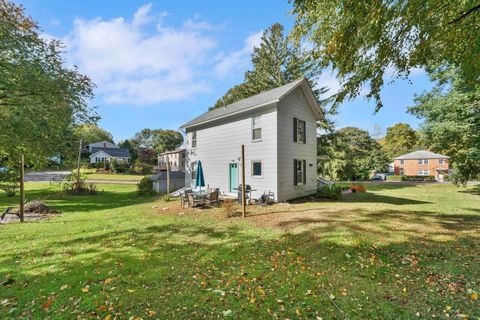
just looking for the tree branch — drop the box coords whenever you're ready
[448,3,480,25]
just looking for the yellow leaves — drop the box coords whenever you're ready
[256,287,265,296]
[471,292,478,300]
[104,278,114,285]
[127,289,135,293]
[402,287,407,294]
[296,309,302,316]
[60,284,68,291]
[104,315,112,320]
[148,310,157,317]
[82,285,89,293]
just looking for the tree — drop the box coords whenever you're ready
[118,139,138,161]
[74,125,113,146]
[384,123,419,159]
[130,129,183,163]
[212,23,325,109]
[0,0,96,169]
[409,71,480,184]
[319,127,389,180]
[291,0,480,111]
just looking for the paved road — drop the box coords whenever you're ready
[24,171,71,182]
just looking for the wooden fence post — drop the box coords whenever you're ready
[19,154,25,222]
[241,145,246,218]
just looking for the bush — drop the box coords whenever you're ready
[387,175,436,182]
[0,169,19,197]
[129,161,153,175]
[315,185,342,200]
[137,177,154,195]
[62,171,98,195]
[221,199,238,217]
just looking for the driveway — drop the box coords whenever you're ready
[24,171,71,182]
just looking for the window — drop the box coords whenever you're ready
[399,168,405,175]
[418,170,430,176]
[294,159,306,185]
[192,131,197,148]
[293,118,306,143]
[252,116,262,141]
[252,161,262,177]
[399,160,404,165]
[439,159,446,164]
[418,159,429,165]
[191,161,197,180]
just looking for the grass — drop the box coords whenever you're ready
[0,183,479,319]
[80,168,144,182]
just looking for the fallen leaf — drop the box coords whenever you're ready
[43,296,54,310]
[82,285,89,293]
[104,315,112,320]
[127,289,135,293]
[148,310,156,317]
[471,292,478,300]
[60,285,68,291]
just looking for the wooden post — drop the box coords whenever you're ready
[166,155,170,198]
[19,154,25,223]
[241,145,246,218]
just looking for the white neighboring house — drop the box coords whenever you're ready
[180,78,323,202]
[86,141,119,153]
[89,147,131,164]
[158,149,186,172]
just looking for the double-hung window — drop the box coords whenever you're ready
[252,161,262,177]
[399,160,404,165]
[252,116,262,141]
[418,170,430,176]
[293,118,306,143]
[438,159,446,164]
[191,131,197,149]
[293,159,306,185]
[191,161,197,180]
[418,159,429,165]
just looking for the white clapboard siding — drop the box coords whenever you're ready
[276,88,318,201]
[185,104,278,200]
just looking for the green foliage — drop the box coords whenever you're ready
[137,176,154,195]
[319,127,389,180]
[130,161,153,175]
[74,125,113,146]
[386,175,402,182]
[315,185,342,200]
[129,129,183,163]
[384,123,420,159]
[387,175,436,182]
[409,70,480,184]
[62,171,98,195]
[0,0,96,169]
[0,169,18,197]
[291,0,480,111]
[118,139,138,161]
[212,23,327,109]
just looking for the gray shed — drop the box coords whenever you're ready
[150,171,185,194]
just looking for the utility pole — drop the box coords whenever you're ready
[19,154,25,222]
[166,155,170,199]
[241,145,246,218]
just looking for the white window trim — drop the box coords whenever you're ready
[439,159,446,164]
[399,160,404,165]
[418,159,429,165]
[251,160,263,178]
[191,131,197,149]
[296,119,306,144]
[251,115,262,142]
[296,160,305,185]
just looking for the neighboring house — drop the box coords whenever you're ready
[158,149,186,172]
[393,150,449,181]
[150,171,185,194]
[89,147,131,164]
[180,78,323,202]
[85,141,118,153]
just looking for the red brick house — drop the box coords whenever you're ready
[393,150,449,181]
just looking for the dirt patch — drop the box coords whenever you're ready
[1,201,60,225]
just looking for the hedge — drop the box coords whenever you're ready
[387,175,436,182]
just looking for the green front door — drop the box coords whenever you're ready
[229,163,238,193]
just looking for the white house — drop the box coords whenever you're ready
[158,149,186,172]
[180,78,323,202]
[86,141,118,153]
[89,147,131,164]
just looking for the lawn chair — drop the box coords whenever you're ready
[180,191,190,208]
[187,192,204,207]
[207,188,220,207]
[257,191,275,206]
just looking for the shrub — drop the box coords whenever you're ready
[137,176,154,195]
[130,161,153,175]
[387,175,402,182]
[221,199,238,217]
[315,185,342,200]
[0,169,19,197]
[62,171,98,195]
[387,175,436,182]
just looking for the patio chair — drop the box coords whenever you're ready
[207,188,220,207]
[187,193,204,207]
[180,191,190,208]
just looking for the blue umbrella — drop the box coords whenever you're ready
[195,160,206,193]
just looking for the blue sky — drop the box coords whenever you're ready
[19,0,433,142]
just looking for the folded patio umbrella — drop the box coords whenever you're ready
[195,160,206,193]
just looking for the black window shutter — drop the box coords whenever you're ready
[293,159,297,186]
[293,117,297,142]
[302,160,306,184]
[302,121,306,144]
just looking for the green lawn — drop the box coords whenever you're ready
[80,169,144,182]
[0,183,479,319]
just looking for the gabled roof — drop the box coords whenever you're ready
[150,171,185,181]
[394,150,449,160]
[87,141,118,147]
[159,148,185,156]
[180,78,323,129]
[89,147,131,158]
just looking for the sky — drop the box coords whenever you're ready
[18,0,434,142]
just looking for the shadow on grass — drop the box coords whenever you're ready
[0,218,479,319]
[341,192,431,205]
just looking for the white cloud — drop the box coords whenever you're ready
[213,31,263,77]
[64,4,216,105]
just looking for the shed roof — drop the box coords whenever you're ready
[150,171,185,181]
[394,150,449,160]
[90,147,131,158]
[180,78,322,129]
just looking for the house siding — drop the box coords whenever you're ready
[277,88,318,201]
[185,104,278,200]
[393,159,449,179]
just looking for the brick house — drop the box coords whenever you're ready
[393,150,449,181]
